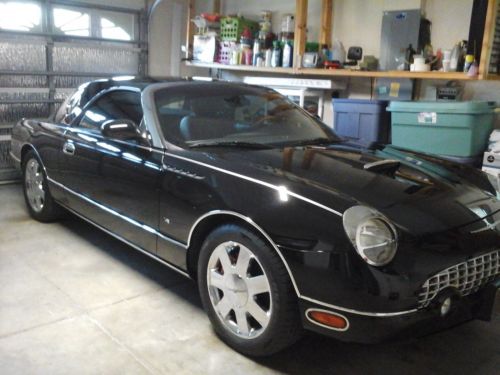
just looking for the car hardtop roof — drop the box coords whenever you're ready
[83,77,262,93]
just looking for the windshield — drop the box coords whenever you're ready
[154,83,340,148]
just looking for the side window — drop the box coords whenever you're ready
[54,86,85,124]
[76,90,143,132]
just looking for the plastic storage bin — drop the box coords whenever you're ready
[332,99,391,145]
[220,17,259,42]
[388,101,496,157]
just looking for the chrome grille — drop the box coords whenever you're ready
[418,250,500,308]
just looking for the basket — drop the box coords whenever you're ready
[218,41,236,64]
[220,17,259,42]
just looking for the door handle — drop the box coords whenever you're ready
[63,142,75,156]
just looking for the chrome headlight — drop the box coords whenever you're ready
[343,206,398,266]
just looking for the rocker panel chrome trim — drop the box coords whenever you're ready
[47,177,187,250]
[59,202,190,278]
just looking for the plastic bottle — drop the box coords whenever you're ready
[320,44,330,65]
[271,41,281,68]
[265,49,272,67]
[253,39,261,66]
[463,54,474,73]
[282,41,293,68]
[331,39,346,64]
[244,48,253,65]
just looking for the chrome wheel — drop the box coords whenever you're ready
[207,241,272,339]
[25,158,45,213]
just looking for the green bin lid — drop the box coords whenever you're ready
[387,101,497,114]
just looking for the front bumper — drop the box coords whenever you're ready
[300,280,499,343]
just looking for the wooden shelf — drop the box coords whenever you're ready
[186,62,479,80]
[296,68,478,80]
[186,62,294,74]
[186,0,498,82]
[485,74,500,81]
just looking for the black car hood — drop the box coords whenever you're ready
[199,143,500,236]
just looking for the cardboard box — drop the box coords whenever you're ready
[483,151,500,169]
[193,35,217,63]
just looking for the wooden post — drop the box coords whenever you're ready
[213,0,221,14]
[294,0,308,69]
[478,0,497,79]
[319,0,333,49]
[185,0,195,60]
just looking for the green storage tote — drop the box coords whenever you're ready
[220,17,259,42]
[387,101,496,157]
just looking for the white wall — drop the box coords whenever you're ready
[148,0,188,76]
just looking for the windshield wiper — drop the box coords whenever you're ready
[285,138,339,147]
[188,141,274,149]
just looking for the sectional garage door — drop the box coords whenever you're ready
[0,0,147,181]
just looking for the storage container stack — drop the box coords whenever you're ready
[332,100,498,173]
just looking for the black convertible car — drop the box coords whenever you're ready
[9,78,500,356]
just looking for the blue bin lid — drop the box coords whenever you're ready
[333,98,389,105]
[387,101,497,114]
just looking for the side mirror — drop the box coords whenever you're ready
[101,119,150,146]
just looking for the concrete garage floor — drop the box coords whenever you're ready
[0,183,498,375]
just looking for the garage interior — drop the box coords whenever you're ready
[1,0,499,373]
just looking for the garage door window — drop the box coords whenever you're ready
[0,1,42,32]
[99,11,134,41]
[52,6,136,41]
[53,7,90,37]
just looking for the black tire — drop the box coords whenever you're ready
[197,224,302,356]
[22,150,62,222]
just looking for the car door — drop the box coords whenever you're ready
[58,89,163,253]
